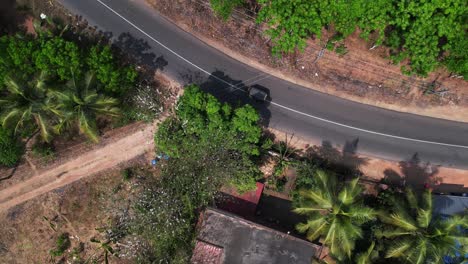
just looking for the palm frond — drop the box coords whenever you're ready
[355,242,377,264]
[416,208,431,228]
[407,239,427,264]
[381,228,413,238]
[383,212,418,231]
[405,188,418,210]
[34,113,51,142]
[385,240,411,258]
[15,108,32,134]
[298,189,332,209]
[442,215,468,231]
[79,112,99,143]
[1,108,22,129]
[4,76,24,96]
[293,206,328,214]
[296,217,328,241]
[315,169,336,198]
[83,72,96,95]
[338,178,361,205]
[420,189,432,212]
[346,205,376,223]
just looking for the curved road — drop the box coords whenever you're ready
[59,0,468,169]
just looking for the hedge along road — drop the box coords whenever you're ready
[59,0,468,169]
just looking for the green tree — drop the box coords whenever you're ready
[164,84,261,157]
[256,0,467,77]
[87,45,137,95]
[0,36,38,85]
[444,35,468,79]
[257,0,323,55]
[210,0,245,20]
[52,72,120,142]
[293,170,375,261]
[35,37,81,80]
[0,72,57,142]
[377,189,468,264]
[0,125,23,167]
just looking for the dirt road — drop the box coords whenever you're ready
[0,123,155,212]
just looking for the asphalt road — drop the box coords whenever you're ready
[59,0,468,169]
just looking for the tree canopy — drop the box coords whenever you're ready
[155,84,262,192]
[256,0,468,77]
[293,170,375,260]
[377,189,468,263]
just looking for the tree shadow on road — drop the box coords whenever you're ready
[114,32,168,71]
[305,139,368,178]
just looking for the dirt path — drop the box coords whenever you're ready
[0,123,156,212]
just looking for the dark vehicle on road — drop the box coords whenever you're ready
[248,85,268,102]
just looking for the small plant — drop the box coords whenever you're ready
[31,142,55,160]
[335,44,348,56]
[326,41,335,51]
[0,126,23,167]
[49,233,71,257]
[121,168,132,181]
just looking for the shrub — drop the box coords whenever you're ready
[0,126,23,167]
[31,142,55,160]
[210,0,245,20]
[121,168,132,181]
[87,45,137,95]
[49,233,71,257]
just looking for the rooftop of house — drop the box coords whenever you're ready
[191,208,321,264]
[433,194,468,216]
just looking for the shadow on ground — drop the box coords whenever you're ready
[305,139,368,177]
[114,32,168,71]
[383,153,467,194]
[0,0,28,35]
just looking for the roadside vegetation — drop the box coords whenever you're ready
[138,85,467,263]
[211,0,467,78]
[1,2,466,264]
[0,12,164,167]
[291,164,467,263]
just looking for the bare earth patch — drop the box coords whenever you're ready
[0,163,153,264]
[146,0,468,122]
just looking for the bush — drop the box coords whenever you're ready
[0,126,23,167]
[87,45,137,95]
[49,233,71,257]
[121,168,132,181]
[210,0,245,20]
[31,142,55,160]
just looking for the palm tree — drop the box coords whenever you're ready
[0,72,58,142]
[293,170,375,261]
[51,72,119,142]
[377,188,468,264]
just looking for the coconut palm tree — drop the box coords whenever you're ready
[0,72,58,142]
[293,170,376,261]
[377,188,468,264]
[51,72,119,142]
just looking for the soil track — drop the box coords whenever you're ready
[0,123,156,212]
